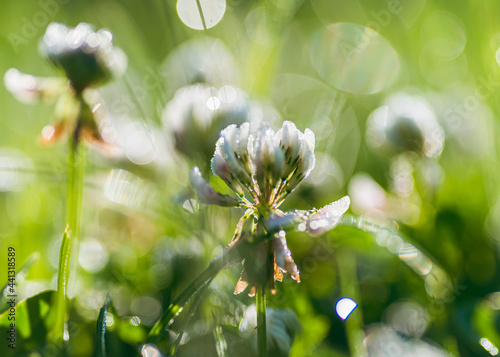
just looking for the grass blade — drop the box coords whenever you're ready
[94,296,111,357]
[48,225,72,343]
[49,135,85,343]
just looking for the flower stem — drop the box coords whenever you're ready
[256,286,267,357]
[50,134,84,343]
[337,248,367,357]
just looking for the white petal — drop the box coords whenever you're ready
[303,128,315,153]
[238,122,250,157]
[211,153,245,196]
[221,126,252,185]
[276,121,301,178]
[4,68,64,104]
[306,196,350,236]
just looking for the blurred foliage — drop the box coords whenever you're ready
[1,0,500,356]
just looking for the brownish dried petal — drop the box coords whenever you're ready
[285,254,300,282]
[274,259,283,282]
[39,120,71,145]
[234,265,250,295]
[272,235,300,282]
[248,285,257,297]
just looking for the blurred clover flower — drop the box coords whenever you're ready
[4,22,126,146]
[163,83,281,165]
[365,92,444,159]
[163,84,250,161]
[190,121,350,295]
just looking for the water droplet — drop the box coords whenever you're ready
[481,337,499,356]
[105,312,114,327]
[335,297,358,320]
[141,344,161,357]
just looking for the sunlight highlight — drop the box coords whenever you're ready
[177,0,226,30]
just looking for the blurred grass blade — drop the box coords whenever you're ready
[170,277,214,356]
[339,214,454,300]
[94,296,111,357]
[195,0,208,30]
[147,263,221,343]
[337,248,367,357]
[212,313,227,357]
[0,251,40,313]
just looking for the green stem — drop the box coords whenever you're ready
[256,286,267,357]
[50,133,84,343]
[337,249,367,357]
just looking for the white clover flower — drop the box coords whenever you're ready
[4,23,126,147]
[190,121,350,295]
[209,120,316,210]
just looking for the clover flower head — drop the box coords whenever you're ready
[210,120,316,211]
[40,22,127,92]
[190,121,350,296]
